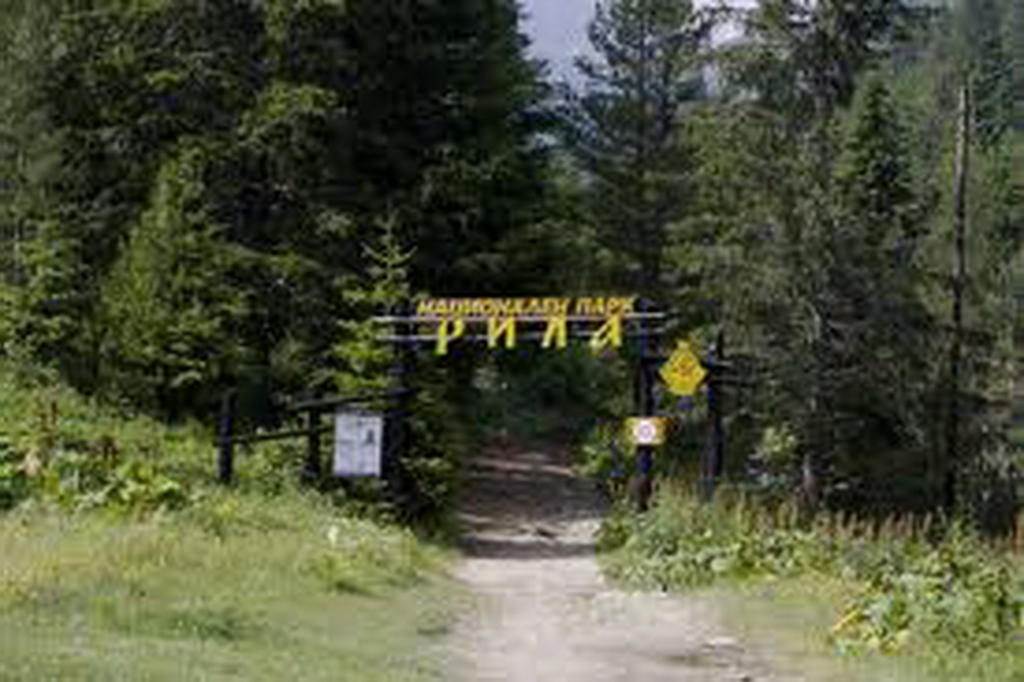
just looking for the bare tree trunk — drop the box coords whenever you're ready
[945,82,970,512]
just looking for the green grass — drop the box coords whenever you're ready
[714,577,1024,682]
[0,491,458,681]
[0,359,464,680]
[600,485,1024,680]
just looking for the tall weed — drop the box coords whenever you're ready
[603,485,1024,657]
[0,490,450,680]
[0,364,205,513]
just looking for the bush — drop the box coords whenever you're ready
[578,421,632,502]
[830,527,1024,654]
[0,361,205,514]
[603,488,828,588]
[603,486,1024,656]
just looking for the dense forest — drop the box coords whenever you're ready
[2,0,1024,527]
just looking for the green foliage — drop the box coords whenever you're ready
[334,216,412,395]
[604,487,1024,658]
[99,139,247,415]
[0,360,206,514]
[830,527,1022,654]
[671,4,1024,519]
[602,489,825,586]
[472,346,631,446]
[0,490,450,680]
[0,0,549,434]
[343,0,550,295]
[837,76,921,243]
[732,0,909,117]
[563,0,714,295]
[577,420,634,503]
[394,372,467,527]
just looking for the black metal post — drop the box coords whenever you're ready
[218,390,236,485]
[304,407,322,483]
[946,82,969,513]
[712,331,725,482]
[385,300,415,506]
[701,331,725,501]
[634,298,658,512]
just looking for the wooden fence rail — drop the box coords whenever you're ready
[216,388,413,485]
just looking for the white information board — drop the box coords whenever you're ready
[333,411,384,477]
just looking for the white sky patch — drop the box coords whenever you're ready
[520,0,756,82]
[519,0,596,81]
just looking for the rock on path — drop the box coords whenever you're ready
[444,444,789,682]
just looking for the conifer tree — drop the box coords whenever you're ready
[957,0,1013,147]
[342,0,549,295]
[564,0,715,296]
[824,77,938,511]
[99,141,247,416]
[0,0,63,356]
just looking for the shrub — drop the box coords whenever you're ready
[0,362,204,514]
[830,527,1024,654]
[603,486,1024,656]
[578,421,632,502]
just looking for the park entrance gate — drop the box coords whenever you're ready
[375,296,669,509]
[216,296,727,510]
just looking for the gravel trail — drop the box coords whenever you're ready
[444,443,792,682]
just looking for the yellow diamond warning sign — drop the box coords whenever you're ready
[660,340,707,396]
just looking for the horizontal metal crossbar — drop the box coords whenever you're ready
[371,312,667,324]
[285,389,413,413]
[225,424,333,446]
[377,328,667,344]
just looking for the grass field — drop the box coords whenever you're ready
[716,577,1024,682]
[0,491,457,681]
[600,483,1024,682]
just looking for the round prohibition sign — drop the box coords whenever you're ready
[627,417,666,446]
[633,420,657,443]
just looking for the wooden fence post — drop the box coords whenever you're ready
[218,390,236,485]
[304,407,322,483]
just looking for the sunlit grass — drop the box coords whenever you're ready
[715,577,1024,682]
[600,483,1024,681]
[0,491,456,681]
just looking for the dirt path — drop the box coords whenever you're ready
[444,443,791,682]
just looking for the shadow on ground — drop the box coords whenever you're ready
[446,442,786,682]
[456,443,605,559]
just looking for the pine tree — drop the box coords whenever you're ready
[342,0,550,296]
[564,0,715,296]
[99,140,247,416]
[1006,0,1024,131]
[334,216,412,397]
[738,0,910,118]
[837,78,920,246]
[957,0,1013,147]
[825,76,939,511]
[0,0,63,355]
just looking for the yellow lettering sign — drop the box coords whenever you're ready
[611,297,637,315]
[418,297,628,319]
[411,297,643,354]
[590,316,623,351]
[487,317,516,349]
[435,317,465,356]
[542,316,568,349]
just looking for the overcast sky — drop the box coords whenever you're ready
[519,0,595,81]
[519,0,754,81]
